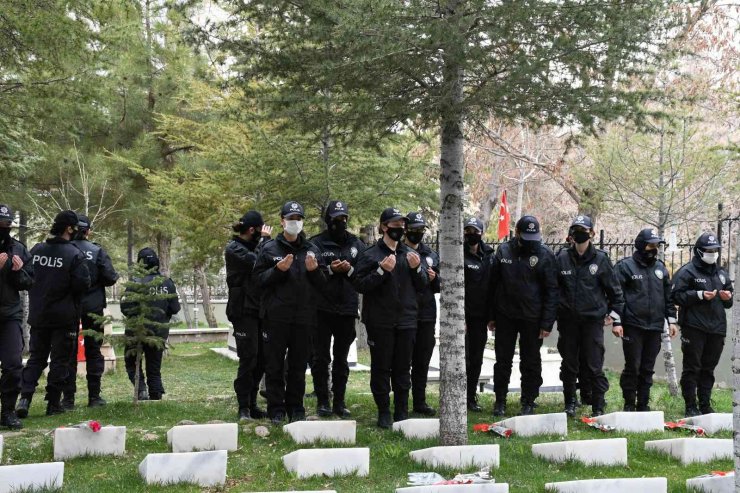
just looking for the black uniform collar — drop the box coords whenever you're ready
[276,232,307,251]
[569,243,595,264]
[232,235,258,250]
[377,238,399,254]
[46,236,70,245]
[691,255,717,274]
[466,242,484,260]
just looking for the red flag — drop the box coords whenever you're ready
[497,190,510,239]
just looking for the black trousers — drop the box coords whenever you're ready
[493,314,543,401]
[233,314,265,410]
[125,340,165,396]
[64,312,105,399]
[411,320,436,407]
[312,311,356,406]
[366,324,415,417]
[263,319,311,418]
[465,316,488,402]
[577,348,593,400]
[557,318,608,406]
[619,325,661,403]
[680,325,724,406]
[0,319,24,410]
[21,324,78,402]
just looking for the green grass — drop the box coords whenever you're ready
[3,342,733,492]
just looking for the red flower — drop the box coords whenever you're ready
[88,420,101,432]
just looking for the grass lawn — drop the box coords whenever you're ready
[3,341,732,492]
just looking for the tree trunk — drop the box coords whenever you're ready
[18,210,30,352]
[179,293,193,329]
[479,170,500,231]
[732,227,739,489]
[194,263,217,328]
[156,233,172,277]
[438,54,467,445]
[514,168,525,222]
[133,345,142,405]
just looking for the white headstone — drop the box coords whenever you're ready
[282,420,356,444]
[409,445,500,469]
[686,472,734,493]
[532,438,627,466]
[594,411,664,432]
[282,448,369,478]
[497,413,567,437]
[396,485,509,493]
[644,438,732,464]
[138,450,227,487]
[544,477,667,493]
[166,423,238,452]
[393,419,439,439]
[53,426,126,460]
[0,436,3,461]
[0,462,64,493]
[681,413,733,435]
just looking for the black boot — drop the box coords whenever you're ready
[16,395,31,419]
[250,404,267,419]
[137,389,149,401]
[699,392,714,415]
[61,394,75,411]
[623,392,636,412]
[636,394,650,412]
[0,410,22,430]
[520,399,537,416]
[290,409,306,422]
[317,399,333,418]
[377,411,392,429]
[271,411,286,425]
[685,403,701,417]
[393,392,409,422]
[591,396,605,417]
[467,395,482,412]
[563,393,577,418]
[88,395,107,408]
[414,403,437,416]
[238,407,252,421]
[333,397,351,418]
[46,400,65,416]
[493,397,507,417]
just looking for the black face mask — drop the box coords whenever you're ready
[0,228,10,242]
[406,231,424,245]
[519,238,540,252]
[637,249,658,264]
[464,233,481,247]
[329,220,347,240]
[386,227,404,242]
[571,230,591,245]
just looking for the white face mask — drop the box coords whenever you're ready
[700,250,719,265]
[284,220,303,236]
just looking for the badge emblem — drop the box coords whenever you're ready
[307,251,315,258]
[589,264,598,275]
[720,274,726,285]
[655,269,664,280]
[336,201,342,208]
[426,256,433,267]
[529,256,538,267]
[350,246,358,258]
[528,223,536,231]
[0,206,7,214]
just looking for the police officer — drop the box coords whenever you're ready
[253,201,327,425]
[17,210,90,417]
[614,228,677,412]
[488,215,557,417]
[556,215,624,417]
[225,211,272,420]
[671,232,733,417]
[309,200,365,418]
[404,211,439,417]
[353,208,428,428]
[0,205,33,429]
[463,217,493,412]
[65,215,119,409]
[121,248,181,400]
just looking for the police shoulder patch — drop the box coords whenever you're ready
[655,269,664,280]
[426,256,434,267]
[350,246,358,258]
[589,264,598,275]
[719,273,726,285]
[529,255,538,267]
